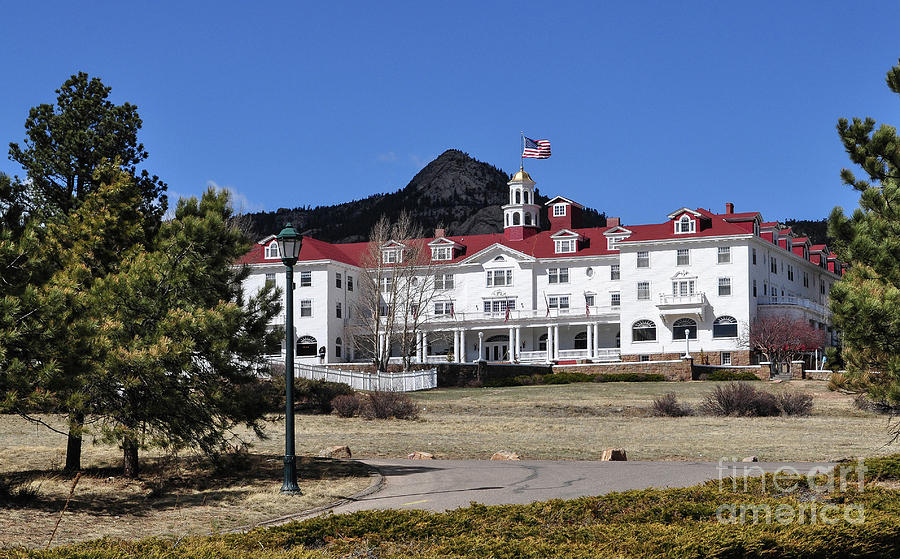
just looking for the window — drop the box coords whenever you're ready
[637,281,650,300]
[721,352,732,365]
[718,277,732,296]
[820,282,826,295]
[673,318,697,339]
[525,212,532,225]
[675,215,696,233]
[553,204,567,217]
[336,272,342,289]
[483,299,516,314]
[299,271,312,287]
[538,334,548,352]
[764,282,768,295]
[677,249,690,266]
[513,213,521,225]
[431,246,452,261]
[637,251,649,268]
[574,332,588,350]
[486,269,512,287]
[434,301,454,316]
[608,236,621,250]
[610,264,620,280]
[435,273,454,290]
[300,300,312,317]
[554,239,576,253]
[718,246,731,264]
[639,354,651,362]
[265,241,279,259]
[672,279,696,297]
[752,248,757,265]
[713,316,738,338]
[753,221,760,236]
[336,302,342,319]
[632,320,657,342]
[335,337,342,359]
[548,295,570,310]
[770,257,777,274]
[610,292,620,308]
[548,267,569,284]
[265,273,275,289]
[380,276,393,292]
[752,279,757,297]
[347,275,353,291]
[382,248,402,264]
[585,294,595,307]
[802,271,809,287]
[297,335,317,356]
[787,264,794,281]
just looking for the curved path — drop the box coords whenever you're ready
[330,459,835,514]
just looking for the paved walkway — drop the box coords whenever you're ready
[331,459,835,514]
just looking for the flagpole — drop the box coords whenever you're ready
[520,130,524,171]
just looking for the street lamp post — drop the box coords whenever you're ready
[683,328,691,359]
[276,224,302,494]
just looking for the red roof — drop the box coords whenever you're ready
[237,208,785,267]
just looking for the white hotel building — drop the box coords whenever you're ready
[239,169,842,368]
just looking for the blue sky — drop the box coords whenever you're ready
[2,1,899,227]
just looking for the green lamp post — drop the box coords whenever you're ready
[276,223,302,494]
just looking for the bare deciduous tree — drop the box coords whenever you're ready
[740,314,825,376]
[353,212,445,371]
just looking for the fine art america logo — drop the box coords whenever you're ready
[715,458,866,525]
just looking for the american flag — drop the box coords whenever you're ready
[523,137,551,159]
[504,305,511,323]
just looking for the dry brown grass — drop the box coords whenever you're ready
[0,452,372,549]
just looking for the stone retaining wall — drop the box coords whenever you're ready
[553,358,693,381]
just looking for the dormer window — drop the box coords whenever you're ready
[675,215,695,234]
[431,246,452,261]
[554,239,576,254]
[382,248,402,264]
[553,204,567,217]
[753,221,760,236]
[265,241,280,259]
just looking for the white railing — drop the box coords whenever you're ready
[594,348,621,362]
[558,349,590,359]
[426,306,619,323]
[758,295,829,315]
[518,350,549,363]
[658,292,707,306]
[294,363,437,392]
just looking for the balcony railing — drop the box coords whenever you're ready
[758,295,829,315]
[518,350,548,363]
[658,292,708,306]
[517,348,622,363]
[427,306,619,323]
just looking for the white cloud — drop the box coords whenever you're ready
[207,181,266,214]
[376,151,398,162]
[408,153,425,168]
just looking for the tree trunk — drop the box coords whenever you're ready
[64,411,84,472]
[122,439,139,479]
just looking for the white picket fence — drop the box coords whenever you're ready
[294,363,437,392]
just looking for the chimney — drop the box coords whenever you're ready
[607,217,620,227]
[725,202,734,214]
[434,228,445,238]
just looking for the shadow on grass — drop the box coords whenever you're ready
[0,453,371,517]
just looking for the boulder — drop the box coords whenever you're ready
[319,445,352,459]
[742,456,759,463]
[408,451,434,460]
[491,451,521,461]
[601,448,627,461]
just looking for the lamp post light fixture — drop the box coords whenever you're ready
[276,223,302,494]
[683,328,691,359]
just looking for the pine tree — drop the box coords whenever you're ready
[828,58,900,417]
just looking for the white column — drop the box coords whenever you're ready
[423,331,428,362]
[587,324,593,359]
[515,327,521,360]
[452,330,458,362]
[546,325,553,362]
[508,327,515,361]
[553,325,560,360]
[594,323,600,355]
[478,331,484,362]
[460,329,467,363]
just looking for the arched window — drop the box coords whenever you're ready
[265,241,280,259]
[515,190,521,204]
[334,337,343,358]
[485,335,509,342]
[506,214,510,226]
[524,212,532,226]
[713,316,738,338]
[574,331,587,350]
[673,318,697,340]
[538,333,548,351]
[632,320,656,342]
[676,215,695,234]
[297,335,317,356]
[513,212,521,225]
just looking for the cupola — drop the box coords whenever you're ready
[503,166,541,241]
